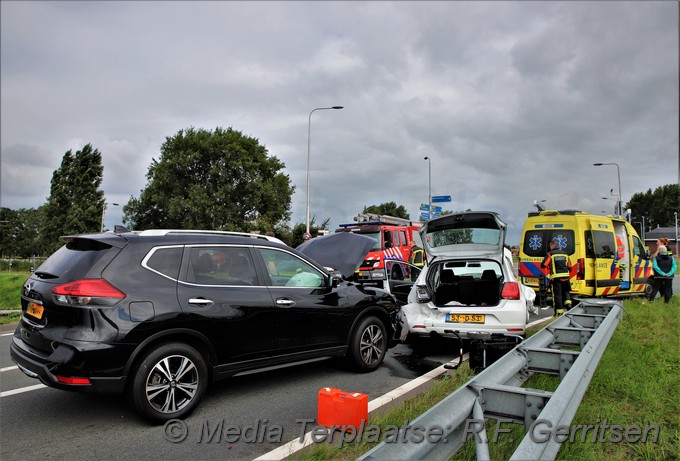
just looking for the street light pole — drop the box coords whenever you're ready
[675,211,678,255]
[306,106,343,235]
[593,163,622,217]
[424,156,431,219]
[101,202,119,232]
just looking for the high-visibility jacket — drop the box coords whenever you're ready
[409,247,424,268]
[541,250,571,280]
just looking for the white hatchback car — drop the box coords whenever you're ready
[399,211,536,342]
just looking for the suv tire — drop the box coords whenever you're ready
[348,316,387,372]
[130,342,208,423]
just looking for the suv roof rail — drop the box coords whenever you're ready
[136,229,286,244]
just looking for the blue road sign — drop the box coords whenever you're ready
[420,212,430,221]
[420,204,442,212]
[432,195,452,203]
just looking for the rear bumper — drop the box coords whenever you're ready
[400,303,527,340]
[407,323,527,340]
[10,330,127,393]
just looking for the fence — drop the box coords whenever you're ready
[0,258,44,272]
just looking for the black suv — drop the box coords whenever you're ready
[10,229,400,422]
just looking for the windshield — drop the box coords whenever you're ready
[357,231,382,251]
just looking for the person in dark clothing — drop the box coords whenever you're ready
[648,245,677,303]
[541,240,572,315]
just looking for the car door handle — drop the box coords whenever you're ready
[188,298,214,306]
[276,298,295,307]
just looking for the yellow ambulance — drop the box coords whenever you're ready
[518,210,652,298]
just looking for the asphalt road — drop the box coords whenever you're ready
[0,322,453,461]
[0,306,555,461]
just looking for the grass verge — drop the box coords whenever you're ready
[0,271,26,324]
[292,296,679,460]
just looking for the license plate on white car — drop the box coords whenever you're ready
[446,313,485,323]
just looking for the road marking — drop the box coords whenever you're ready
[254,357,462,461]
[1,366,18,372]
[1,332,14,337]
[1,384,46,397]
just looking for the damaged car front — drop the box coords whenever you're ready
[296,231,403,348]
[399,211,536,343]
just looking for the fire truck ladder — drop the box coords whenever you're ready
[353,214,415,226]
[357,298,623,461]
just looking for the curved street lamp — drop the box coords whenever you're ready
[593,163,622,217]
[306,106,343,235]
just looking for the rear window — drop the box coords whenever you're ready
[428,226,500,247]
[34,238,114,280]
[522,230,576,257]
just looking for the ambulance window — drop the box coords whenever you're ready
[592,231,616,259]
[547,231,575,255]
[632,235,647,259]
[522,230,547,257]
[522,230,574,256]
[584,231,596,258]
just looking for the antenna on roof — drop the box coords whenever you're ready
[533,200,546,212]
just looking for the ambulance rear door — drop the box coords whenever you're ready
[588,220,619,296]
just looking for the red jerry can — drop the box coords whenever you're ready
[317,387,368,429]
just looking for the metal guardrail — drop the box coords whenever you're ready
[358,298,623,461]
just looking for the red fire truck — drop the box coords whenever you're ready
[336,214,421,285]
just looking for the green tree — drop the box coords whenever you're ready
[41,144,104,253]
[626,184,679,231]
[123,127,294,231]
[287,217,331,248]
[362,202,410,219]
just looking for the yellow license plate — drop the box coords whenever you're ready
[524,277,538,285]
[26,301,44,320]
[446,314,485,323]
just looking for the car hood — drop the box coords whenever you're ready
[296,232,375,279]
[420,211,507,258]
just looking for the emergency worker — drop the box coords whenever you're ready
[409,240,424,268]
[540,240,572,315]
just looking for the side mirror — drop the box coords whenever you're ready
[328,275,339,288]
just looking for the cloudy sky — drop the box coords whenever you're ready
[1,1,678,244]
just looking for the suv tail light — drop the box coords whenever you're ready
[501,282,520,300]
[52,279,126,307]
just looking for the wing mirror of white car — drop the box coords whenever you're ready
[415,285,430,303]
